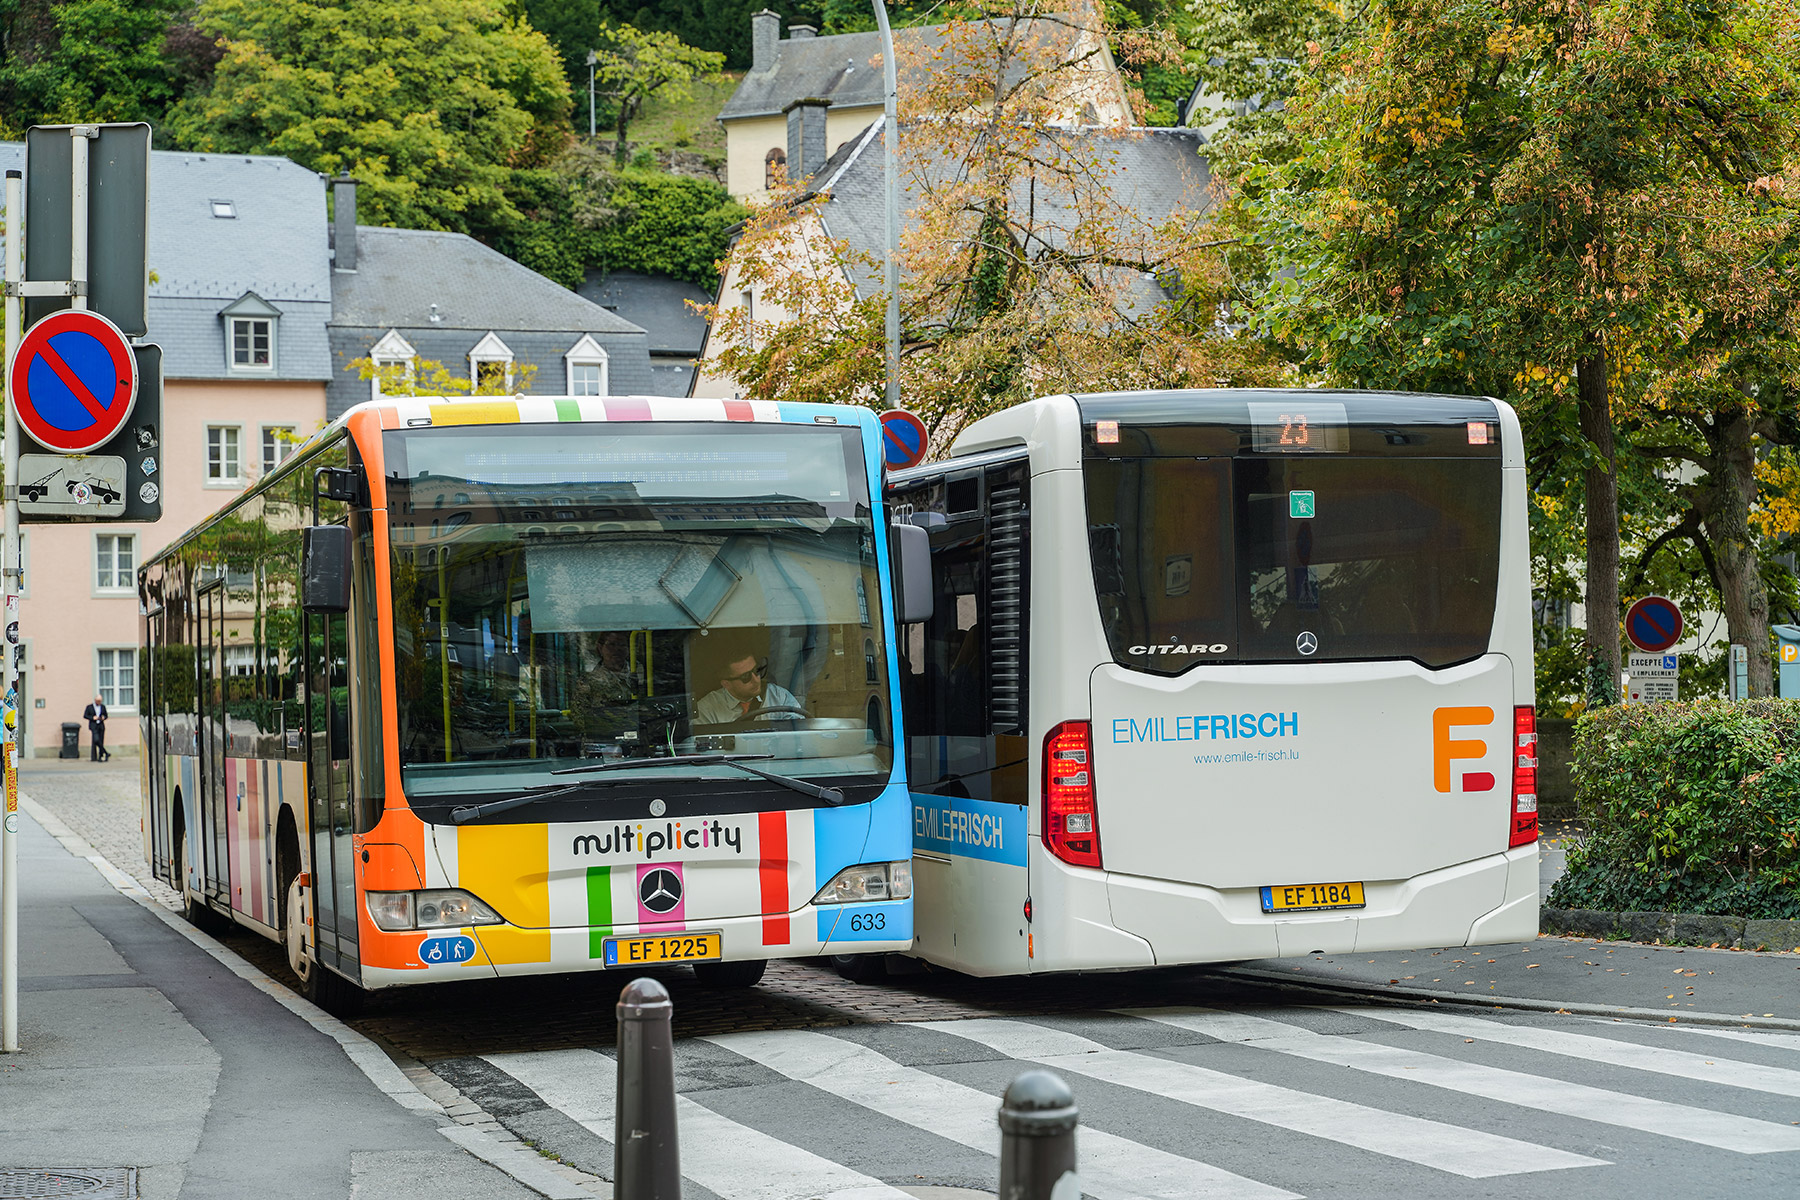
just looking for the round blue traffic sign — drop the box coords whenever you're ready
[880,408,928,470]
[9,309,138,454]
[1625,594,1683,654]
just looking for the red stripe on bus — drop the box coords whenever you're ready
[759,810,790,945]
[723,400,754,422]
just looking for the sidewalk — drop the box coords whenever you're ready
[0,770,557,1200]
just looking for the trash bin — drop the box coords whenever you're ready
[61,721,81,759]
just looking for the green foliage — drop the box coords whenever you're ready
[592,169,743,285]
[590,21,723,164]
[0,0,189,126]
[165,0,571,236]
[1547,699,1800,918]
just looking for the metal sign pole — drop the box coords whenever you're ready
[872,0,901,412]
[2,167,22,1053]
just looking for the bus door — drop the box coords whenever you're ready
[198,579,230,906]
[895,456,1032,975]
[304,605,359,980]
[142,604,171,882]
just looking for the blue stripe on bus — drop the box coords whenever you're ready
[912,792,1027,867]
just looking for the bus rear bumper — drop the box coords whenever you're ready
[356,900,914,989]
[1104,844,1540,966]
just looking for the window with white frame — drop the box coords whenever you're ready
[262,426,296,475]
[207,426,242,483]
[95,533,135,591]
[231,317,273,368]
[96,647,137,709]
[563,334,609,396]
[369,328,417,399]
[224,644,259,677]
[468,331,514,394]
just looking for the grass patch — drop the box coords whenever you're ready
[615,71,741,157]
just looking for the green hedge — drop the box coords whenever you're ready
[1548,699,1800,919]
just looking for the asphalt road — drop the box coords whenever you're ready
[21,763,1800,1200]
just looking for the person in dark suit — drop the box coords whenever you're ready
[83,695,109,762]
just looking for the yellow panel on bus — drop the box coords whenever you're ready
[458,822,551,964]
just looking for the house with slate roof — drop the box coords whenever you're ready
[0,145,334,756]
[718,7,1131,199]
[690,122,1211,400]
[324,179,652,419]
[577,271,711,396]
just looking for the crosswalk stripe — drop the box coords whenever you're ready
[484,1048,912,1200]
[708,1029,1299,1200]
[1343,1008,1800,1098]
[1131,1008,1800,1155]
[1625,1023,1800,1056]
[919,1018,1601,1178]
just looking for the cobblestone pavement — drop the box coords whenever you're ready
[20,762,1277,1064]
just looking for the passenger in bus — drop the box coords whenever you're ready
[693,652,801,725]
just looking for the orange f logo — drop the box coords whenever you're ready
[1433,706,1495,793]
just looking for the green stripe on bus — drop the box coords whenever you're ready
[556,398,582,423]
[587,865,613,958]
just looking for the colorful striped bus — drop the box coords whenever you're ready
[140,395,920,1010]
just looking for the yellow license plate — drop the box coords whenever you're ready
[603,932,722,967]
[1261,881,1366,913]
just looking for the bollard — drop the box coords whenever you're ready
[615,977,681,1200]
[997,1069,1079,1200]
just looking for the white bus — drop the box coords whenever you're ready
[884,390,1538,976]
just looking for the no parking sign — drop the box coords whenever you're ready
[8,308,138,454]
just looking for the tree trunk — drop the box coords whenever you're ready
[1577,346,1620,699]
[1700,407,1775,696]
[615,102,632,167]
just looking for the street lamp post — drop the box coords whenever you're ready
[872,1,900,411]
[587,50,598,141]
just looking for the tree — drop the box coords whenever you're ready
[0,0,188,127]
[165,0,571,236]
[1247,0,1800,695]
[590,22,724,166]
[702,3,1282,431]
[349,355,538,397]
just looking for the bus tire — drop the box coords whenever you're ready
[829,953,887,983]
[176,824,227,935]
[692,959,766,989]
[283,874,366,1016]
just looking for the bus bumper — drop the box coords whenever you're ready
[1093,844,1540,968]
[355,899,914,989]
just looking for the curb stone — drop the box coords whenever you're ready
[1542,906,1800,951]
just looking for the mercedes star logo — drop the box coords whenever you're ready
[1296,631,1319,656]
[639,868,682,914]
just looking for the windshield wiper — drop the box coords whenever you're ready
[450,780,602,825]
[553,752,847,805]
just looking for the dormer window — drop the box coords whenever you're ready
[219,291,281,373]
[468,331,515,394]
[369,328,417,399]
[211,200,236,219]
[564,334,609,397]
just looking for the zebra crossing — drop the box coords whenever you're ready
[431,1003,1800,1199]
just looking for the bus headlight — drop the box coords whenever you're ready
[813,861,912,905]
[366,889,504,931]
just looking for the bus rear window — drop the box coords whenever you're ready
[1084,456,1502,671]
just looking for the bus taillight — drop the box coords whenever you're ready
[1510,706,1538,848]
[1043,720,1102,869]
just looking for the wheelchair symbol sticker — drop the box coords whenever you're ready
[419,935,478,965]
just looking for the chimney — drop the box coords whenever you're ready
[332,174,357,272]
[751,10,780,72]
[784,98,830,181]
[788,24,817,39]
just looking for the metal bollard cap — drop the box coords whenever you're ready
[997,1069,1077,1136]
[617,976,674,1021]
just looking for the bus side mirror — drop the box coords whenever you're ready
[302,526,352,613]
[889,522,934,625]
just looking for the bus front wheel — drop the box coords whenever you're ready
[830,953,887,984]
[693,959,766,989]
[176,826,226,935]
[283,874,365,1016]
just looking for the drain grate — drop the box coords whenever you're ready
[0,1169,135,1199]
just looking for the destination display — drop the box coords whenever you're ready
[1247,401,1349,454]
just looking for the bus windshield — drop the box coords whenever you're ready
[383,423,894,808]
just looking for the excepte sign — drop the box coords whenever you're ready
[1626,652,1679,705]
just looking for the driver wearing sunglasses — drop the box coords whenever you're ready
[693,652,802,725]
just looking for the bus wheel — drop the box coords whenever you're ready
[284,874,365,1016]
[692,959,766,989]
[177,826,226,935]
[830,953,887,984]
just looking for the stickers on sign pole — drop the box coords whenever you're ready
[1624,594,1683,654]
[9,308,139,454]
[879,408,929,471]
